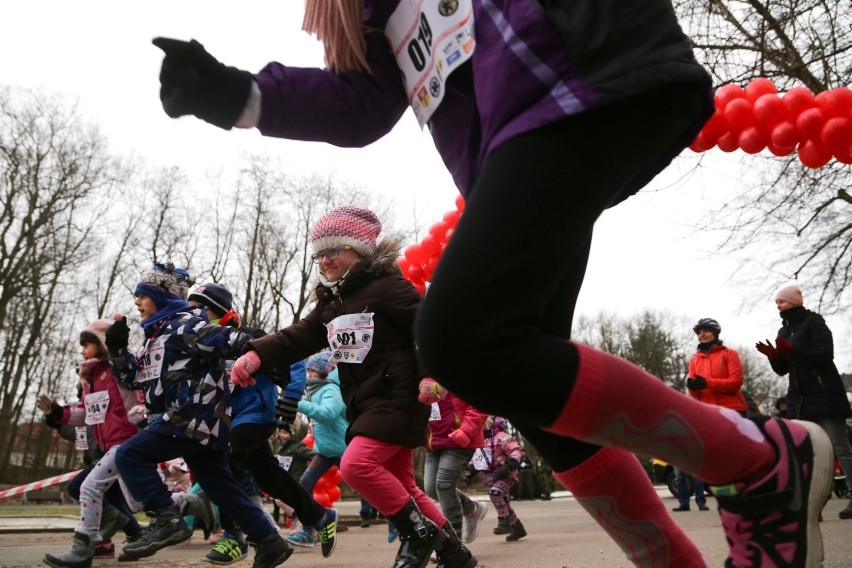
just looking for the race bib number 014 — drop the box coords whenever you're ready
[385,0,475,126]
[326,313,375,364]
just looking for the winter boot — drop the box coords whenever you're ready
[389,498,446,568]
[43,531,96,568]
[181,491,216,540]
[249,533,293,568]
[360,512,371,528]
[505,519,527,542]
[435,521,477,568]
[100,505,130,542]
[120,506,191,560]
[493,516,510,535]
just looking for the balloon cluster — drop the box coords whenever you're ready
[690,78,852,168]
[398,194,465,294]
[302,430,344,507]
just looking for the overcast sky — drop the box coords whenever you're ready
[3,1,850,371]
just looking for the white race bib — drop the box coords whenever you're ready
[429,402,442,421]
[472,447,492,471]
[84,390,110,425]
[326,313,375,364]
[75,427,88,451]
[277,455,293,471]
[137,336,167,383]
[385,0,475,126]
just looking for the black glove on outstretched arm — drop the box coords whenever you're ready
[276,396,300,429]
[105,317,130,352]
[152,37,254,130]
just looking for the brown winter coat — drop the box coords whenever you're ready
[249,239,429,448]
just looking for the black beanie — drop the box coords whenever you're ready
[188,283,233,317]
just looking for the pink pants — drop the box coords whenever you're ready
[340,435,445,527]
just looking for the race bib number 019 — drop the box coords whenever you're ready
[386,0,475,126]
[326,313,375,364]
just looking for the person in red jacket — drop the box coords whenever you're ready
[686,318,748,414]
[419,380,490,544]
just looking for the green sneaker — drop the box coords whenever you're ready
[315,508,338,558]
[205,537,248,565]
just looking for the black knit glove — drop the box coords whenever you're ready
[276,397,300,429]
[494,459,519,480]
[105,317,130,352]
[152,37,254,130]
[687,375,708,391]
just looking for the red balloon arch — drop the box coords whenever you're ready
[400,79,852,290]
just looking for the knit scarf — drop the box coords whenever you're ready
[319,269,352,297]
[696,339,722,353]
[306,376,333,400]
[141,298,190,330]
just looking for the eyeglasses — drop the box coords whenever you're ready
[311,245,352,263]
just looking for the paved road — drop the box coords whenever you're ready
[2,494,851,567]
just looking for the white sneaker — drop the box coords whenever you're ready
[462,501,488,543]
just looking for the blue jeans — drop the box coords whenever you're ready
[115,430,276,541]
[673,466,706,508]
[423,448,476,529]
[300,454,341,493]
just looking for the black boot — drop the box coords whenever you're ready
[360,512,371,528]
[435,521,477,568]
[389,498,446,568]
[43,532,96,568]
[505,519,527,542]
[120,506,191,560]
[249,533,293,568]
[493,516,510,535]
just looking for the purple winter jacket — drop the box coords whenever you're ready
[254,1,711,195]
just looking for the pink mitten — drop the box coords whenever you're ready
[418,378,448,404]
[448,428,472,448]
[232,350,261,387]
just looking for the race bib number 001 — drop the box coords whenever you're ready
[385,0,475,126]
[326,313,375,364]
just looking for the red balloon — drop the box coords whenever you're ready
[429,221,450,242]
[770,121,802,149]
[414,283,427,295]
[752,94,785,128]
[443,210,461,228]
[834,146,852,165]
[820,117,852,153]
[798,139,833,169]
[328,467,343,486]
[455,195,465,211]
[689,131,715,152]
[716,131,739,153]
[397,257,411,277]
[795,107,826,140]
[815,88,852,119]
[767,143,795,157]
[420,235,441,256]
[313,490,332,508]
[782,87,815,120]
[701,110,729,141]
[326,485,342,503]
[405,243,428,266]
[738,127,768,154]
[714,83,745,109]
[407,264,425,283]
[443,228,455,243]
[724,98,754,130]
[424,256,440,277]
[745,78,778,103]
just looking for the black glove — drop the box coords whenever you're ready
[152,37,254,130]
[276,397,300,429]
[494,459,519,480]
[105,317,130,352]
[461,466,477,486]
[687,375,708,391]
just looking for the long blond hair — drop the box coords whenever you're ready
[302,0,369,73]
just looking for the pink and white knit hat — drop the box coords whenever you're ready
[309,205,382,257]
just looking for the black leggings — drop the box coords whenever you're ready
[416,83,711,471]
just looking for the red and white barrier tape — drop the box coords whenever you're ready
[0,469,83,500]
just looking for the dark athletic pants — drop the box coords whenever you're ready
[416,83,712,472]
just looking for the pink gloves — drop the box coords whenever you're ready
[448,428,472,448]
[418,378,448,404]
[232,350,261,387]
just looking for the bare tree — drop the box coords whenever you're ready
[673,1,852,313]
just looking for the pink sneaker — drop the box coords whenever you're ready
[712,418,832,567]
